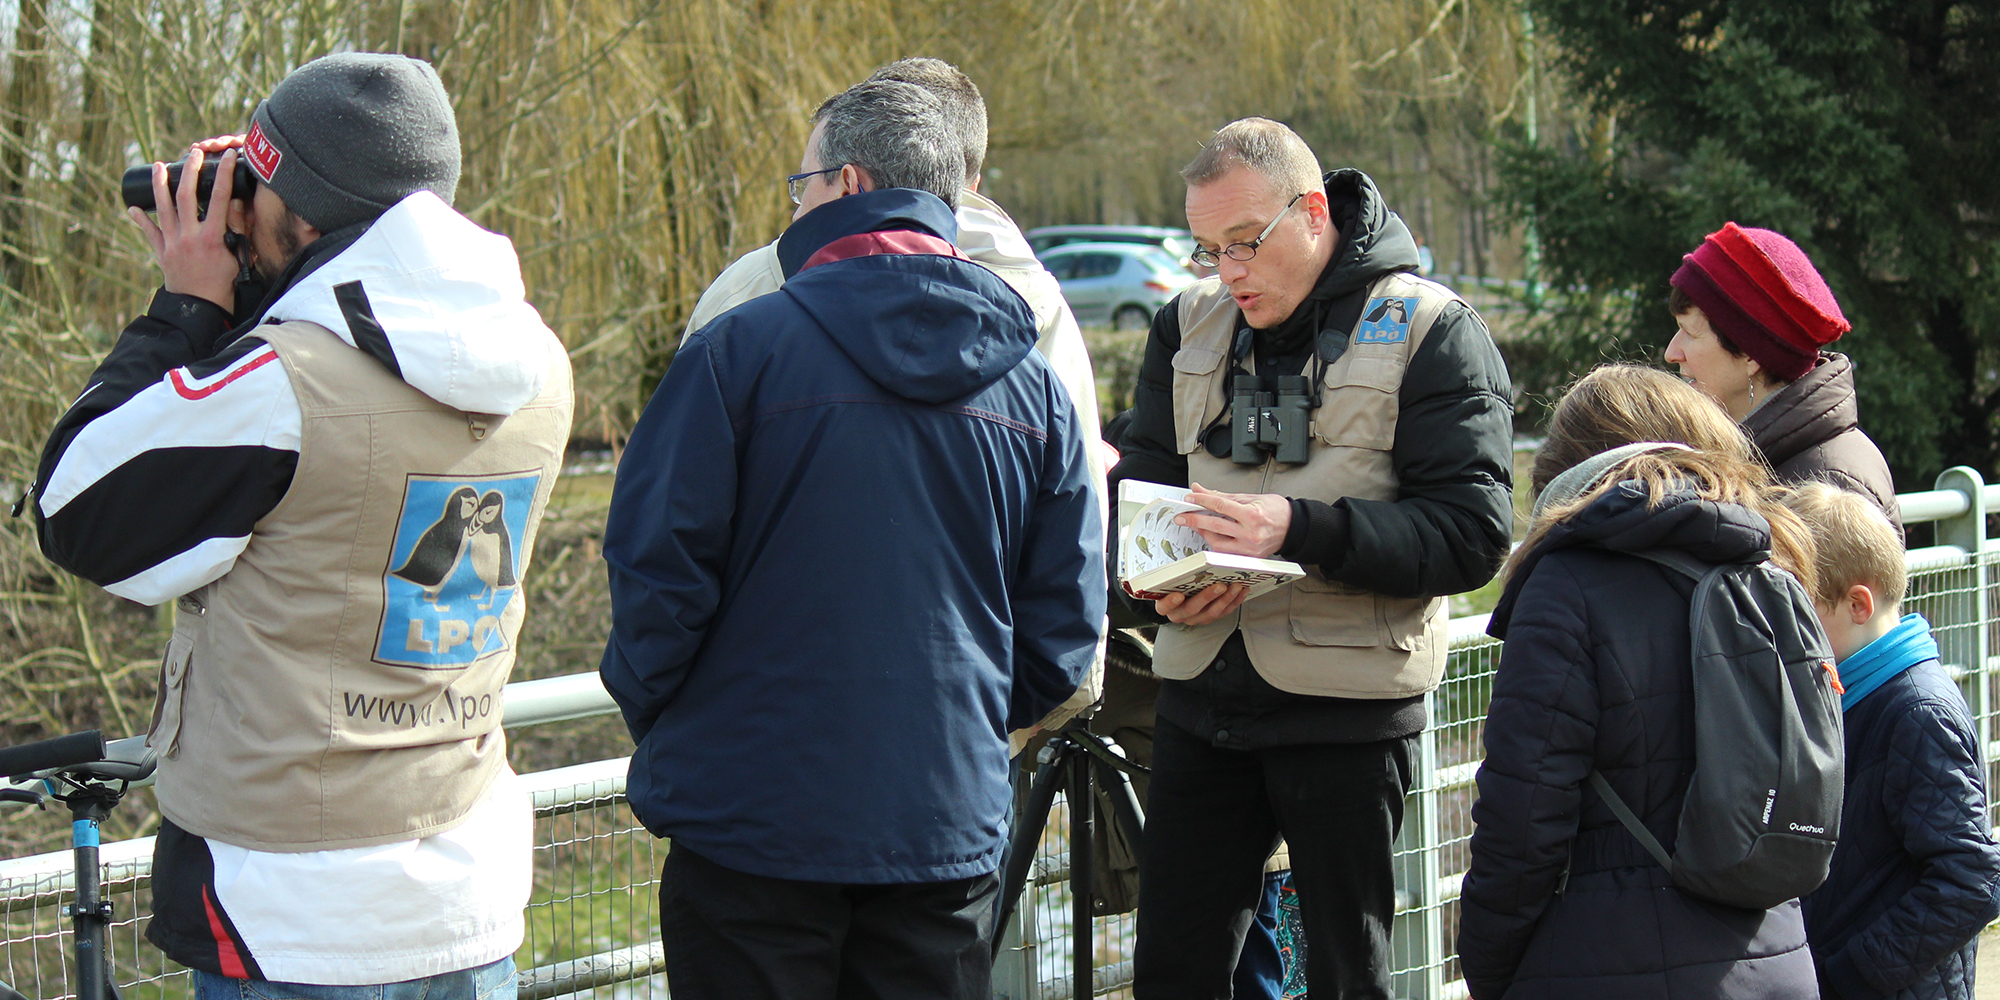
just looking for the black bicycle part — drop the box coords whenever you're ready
[0,731,155,1000]
[0,730,104,780]
[70,792,119,1000]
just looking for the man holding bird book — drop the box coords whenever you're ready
[1108,117,1513,998]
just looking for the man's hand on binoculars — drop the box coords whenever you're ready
[128,142,246,315]
[1175,483,1290,559]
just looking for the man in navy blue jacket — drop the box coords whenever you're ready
[599,79,1103,1000]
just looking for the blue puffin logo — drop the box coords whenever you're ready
[375,471,540,668]
[1355,296,1418,344]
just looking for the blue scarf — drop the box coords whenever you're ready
[1837,613,1938,711]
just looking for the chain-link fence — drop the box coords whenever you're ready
[5,471,1999,1000]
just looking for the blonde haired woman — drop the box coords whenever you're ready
[1456,364,1821,999]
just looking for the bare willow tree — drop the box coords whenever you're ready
[0,0,1535,851]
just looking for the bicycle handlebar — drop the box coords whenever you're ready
[0,730,105,780]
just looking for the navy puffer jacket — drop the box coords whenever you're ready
[1801,660,2000,999]
[1457,483,1818,1000]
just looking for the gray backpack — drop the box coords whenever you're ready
[1587,549,1845,911]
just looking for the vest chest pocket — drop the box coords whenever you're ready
[1170,347,1226,455]
[1312,351,1405,452]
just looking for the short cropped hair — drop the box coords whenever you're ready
[812,80,962,205]
[868,57,986,184]
[1181,117,1323,202]
[1778,481,1907,609]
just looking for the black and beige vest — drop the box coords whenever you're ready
[150,321,573,852]
[1154,271,1464,698]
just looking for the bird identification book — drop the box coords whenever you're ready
[1117,480,1305,599]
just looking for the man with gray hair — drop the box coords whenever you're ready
[1108,117,1513,997]
[683,62,1108,752]
[601,79,1102,999]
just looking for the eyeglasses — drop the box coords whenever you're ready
[787,167,841,205]
[1189,193,1307,267]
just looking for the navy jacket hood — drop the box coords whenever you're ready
[777,189,1037,404]
[1492,482,1772,639]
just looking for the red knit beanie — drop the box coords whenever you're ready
[1669,222,1850,382]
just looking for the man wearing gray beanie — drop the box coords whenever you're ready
[246,52,462,235]
[32,52,572,1000]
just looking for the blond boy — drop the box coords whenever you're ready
[1784,483,2000,1000]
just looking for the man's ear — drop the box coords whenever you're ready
[1303,189,1331,237]
[1845,583,1877,625]
[841,164,876,197]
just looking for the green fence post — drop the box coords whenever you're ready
[1933,466,1990,802]
[1389,691,1444,1000]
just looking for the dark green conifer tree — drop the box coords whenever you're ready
[1502,1,2000,485]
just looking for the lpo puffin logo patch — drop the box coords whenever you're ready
[374,470,540,668]
[1356,296,1418,344]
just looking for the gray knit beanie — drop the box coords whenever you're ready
[244,53,461,233]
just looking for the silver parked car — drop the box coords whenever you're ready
[1024,224,1200,265]
[1038,242,1199,330]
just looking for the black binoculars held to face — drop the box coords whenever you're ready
[1231,374,1312,465]
[120,156,258,213]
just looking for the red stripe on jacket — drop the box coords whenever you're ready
[201,886,250,978]
[169,348,279,401]
[800,231,966,272]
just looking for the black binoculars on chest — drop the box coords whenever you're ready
[1230,374,1313,465]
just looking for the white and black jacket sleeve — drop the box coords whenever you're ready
[33,290,300,605]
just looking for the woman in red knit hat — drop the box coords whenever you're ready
[1664,222,1901,530]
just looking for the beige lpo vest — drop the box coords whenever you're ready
[149,321,574,852]
[1152,271,1464,698]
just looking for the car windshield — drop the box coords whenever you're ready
[1140,248,1188,274]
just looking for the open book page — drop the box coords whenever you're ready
[1116,480,1304,599]
[1117,481,1208,580]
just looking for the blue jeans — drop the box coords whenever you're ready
[194,956,516,1000]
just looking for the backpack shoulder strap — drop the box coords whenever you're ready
[1624,548,1716,582]
[1588,770,1675,872]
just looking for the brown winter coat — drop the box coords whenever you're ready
[1742,352,1901,532]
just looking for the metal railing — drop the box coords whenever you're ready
[6,467,2000,1000]
[0,679,652,1000]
